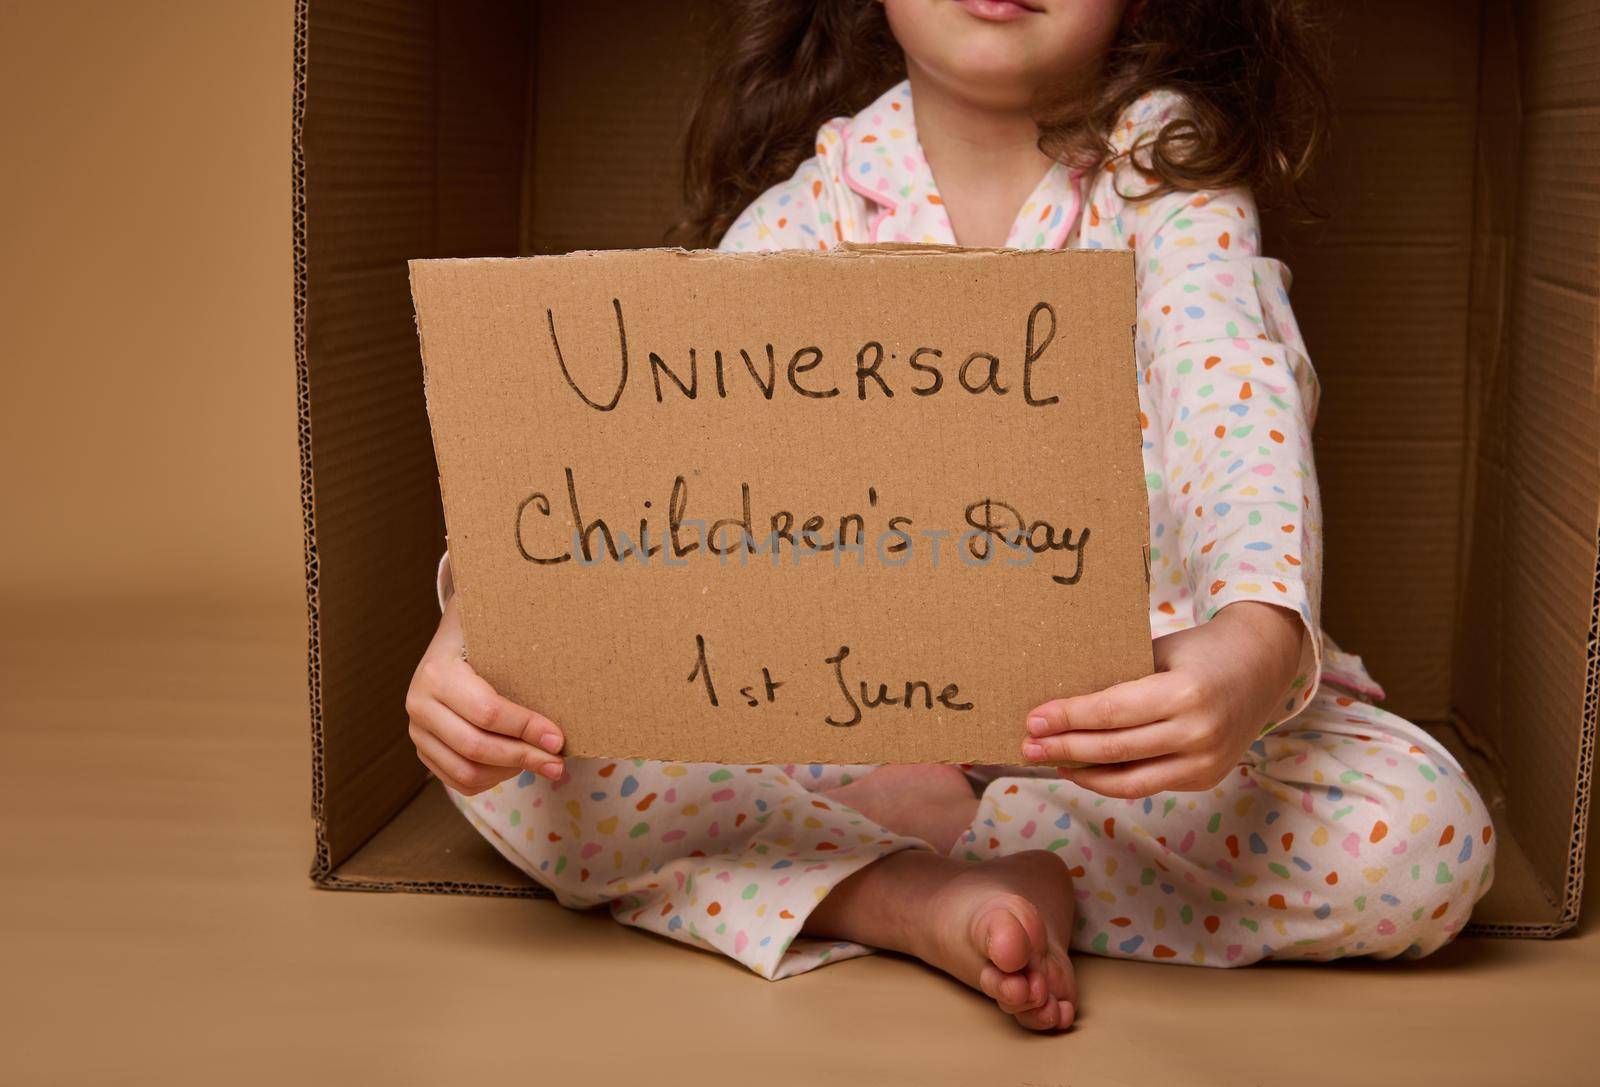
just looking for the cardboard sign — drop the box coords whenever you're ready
[411,246,1152,765]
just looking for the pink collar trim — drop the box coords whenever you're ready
[838,79,1084,248]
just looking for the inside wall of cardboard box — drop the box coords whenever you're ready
[295,0,1599,934]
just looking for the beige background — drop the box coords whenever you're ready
[2,3,1598,1084]
[0,0,300,608]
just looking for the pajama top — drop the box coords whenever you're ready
[717,80,1377,727]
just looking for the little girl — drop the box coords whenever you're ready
[405,0,1495,1031]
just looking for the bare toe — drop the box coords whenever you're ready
[973,897,1044,974]
[1043,946,1076,1004]
[981,963,1049,1015]
[1014,996,1066,1032]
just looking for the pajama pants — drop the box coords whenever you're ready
[447,685,1495,980]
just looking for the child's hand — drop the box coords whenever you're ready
[405,594,566,794]
[1019,602,1306,798]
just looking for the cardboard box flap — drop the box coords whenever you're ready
[1456,0,1600,927]
[1262,2,1480,722]
[297,0,533,874]
[1452,0,1522,756]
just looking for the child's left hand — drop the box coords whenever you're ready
[1019,602,1306,798]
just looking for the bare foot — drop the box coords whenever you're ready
[822,764,979,853]
[805,850,1077,1032]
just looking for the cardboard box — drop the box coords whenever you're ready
[410,246,1152,765]
[294,0,1599,936]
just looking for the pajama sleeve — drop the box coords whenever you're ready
[1082,89,1325,730]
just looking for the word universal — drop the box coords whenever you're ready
[544,298,1069,410]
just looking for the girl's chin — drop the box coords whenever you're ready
[919,56,1047,107]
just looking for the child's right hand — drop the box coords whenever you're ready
[405,594,565,794]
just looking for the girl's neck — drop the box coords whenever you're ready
[906,64,1057,248]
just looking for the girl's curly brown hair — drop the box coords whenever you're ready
[679,0,1334,248]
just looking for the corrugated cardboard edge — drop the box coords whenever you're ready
[1482,463,1600,941]
[1545,516,1600,937]
[313,874,550,898]
[412,242,1136,269]
[291,0,335,887]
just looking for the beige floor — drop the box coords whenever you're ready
[0,598,1596,1086]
